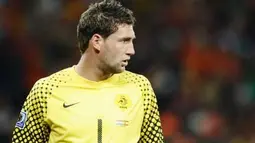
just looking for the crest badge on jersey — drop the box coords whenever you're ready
[114,94,132,111]
[15,111,27,129]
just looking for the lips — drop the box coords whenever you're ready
[122,59,129,66]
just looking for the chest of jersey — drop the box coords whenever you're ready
[46,84,144,143]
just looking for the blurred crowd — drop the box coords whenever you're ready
[1,0,255,142]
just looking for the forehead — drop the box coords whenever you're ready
[110,24,136,39]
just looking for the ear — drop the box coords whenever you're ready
[91,34,104,51]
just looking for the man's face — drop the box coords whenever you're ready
[99,24,136,73]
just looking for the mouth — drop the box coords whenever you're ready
[122,60,129,66]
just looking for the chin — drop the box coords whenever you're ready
[113,66,126,73]
[107,64,126,74]
[115,67,125,73]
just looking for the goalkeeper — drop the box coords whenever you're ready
[11,0,164,142]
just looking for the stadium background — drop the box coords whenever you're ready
[1,0,255,142]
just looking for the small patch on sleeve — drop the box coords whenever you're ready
[15,111,27,129]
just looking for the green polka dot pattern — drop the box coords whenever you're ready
[11,69,69,143]
[12,79,51,143]
[123,72,164,143]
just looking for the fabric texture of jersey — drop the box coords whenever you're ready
[12,66,164,143]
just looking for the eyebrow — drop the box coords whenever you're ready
[122,37,136,41]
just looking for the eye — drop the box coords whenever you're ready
[121,38,132,43]
[123,39,130,43]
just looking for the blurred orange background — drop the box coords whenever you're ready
[1,0,255,142]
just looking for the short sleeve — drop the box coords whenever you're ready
[12,79,50,143]
[138,75,164,143]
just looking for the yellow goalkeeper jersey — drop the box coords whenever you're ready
[12,66,164,143]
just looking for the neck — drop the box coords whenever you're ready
[75,51,112,82]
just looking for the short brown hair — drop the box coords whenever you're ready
[77,0,136,54]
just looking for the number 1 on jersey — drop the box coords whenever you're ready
[98,119,102,143]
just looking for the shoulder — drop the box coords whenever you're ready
[119,70,152,89]
[120,70,150,82]
[31,67,72,91]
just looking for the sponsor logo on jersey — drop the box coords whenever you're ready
[114,94,132,111]
[15,111,27,129]
[63,102,80,108]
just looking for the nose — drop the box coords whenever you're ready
[126,43,135,56]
